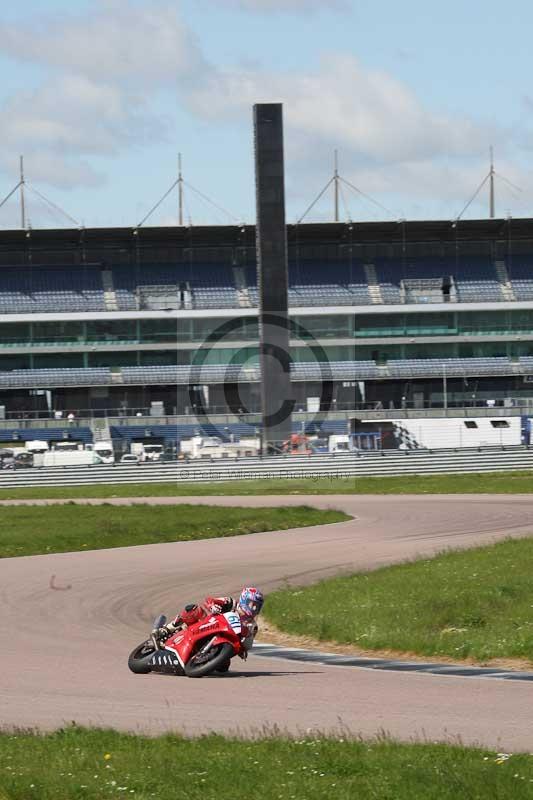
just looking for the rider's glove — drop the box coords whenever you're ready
[152,625,173,639]
[206,597,233,615]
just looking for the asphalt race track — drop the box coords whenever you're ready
[2,494,533,751]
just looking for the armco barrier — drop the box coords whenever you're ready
[1,447,533,489]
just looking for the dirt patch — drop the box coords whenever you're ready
[257,619,533,672]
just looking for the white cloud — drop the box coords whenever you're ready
[0,0,519,222]
[185,53,515,220]
[0,74,167,189]
[0,0,207,88]
[187,54,498,166]
[214,0,348,11]
[0,0,196,190]
[2,76,158,156]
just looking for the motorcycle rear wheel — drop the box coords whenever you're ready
[184,642,234,678]
[128,640,156,674]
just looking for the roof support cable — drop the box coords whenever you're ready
[0,181,22,211]
[26,184,80,227]
[494,172,529,213]
[183,180,241,225]
[137,178,180,228]
[339,175,397,219]
[454,173,490,222]
[296,176,335,224]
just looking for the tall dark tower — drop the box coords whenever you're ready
[253,103,293,452]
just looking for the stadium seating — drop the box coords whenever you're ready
[372,256,505,303]
[109,419,348,448]
[0,361,381,389]
[1,357,518,391]
[0,368,111,388]
[0,254,526,314]
[291,360,381,380]
[109,422,257,448]
[373,260,403,303]
[518,356,533,371]
[387,357,513,377]
[0,266,105,312]
[0,427,93,444]
[509,257,533,300]
[112,263,238,310]
[288,261,371,306]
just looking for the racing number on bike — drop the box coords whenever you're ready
[225,612,241,632]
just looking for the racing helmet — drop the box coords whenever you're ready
[237,587,264,619]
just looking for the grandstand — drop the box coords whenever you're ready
[1,218,533,448]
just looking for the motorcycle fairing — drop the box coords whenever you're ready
[164,612,242,666]
[150,650,182,674]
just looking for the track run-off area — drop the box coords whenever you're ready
[2,494,533,751]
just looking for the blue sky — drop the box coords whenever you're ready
[1,0,532,228]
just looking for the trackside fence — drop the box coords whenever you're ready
[1,447,533,489]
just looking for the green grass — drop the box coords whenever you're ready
[3,470,533,500]
[1,727,532,800]
[0,504,347,558]
[264,536,533,663]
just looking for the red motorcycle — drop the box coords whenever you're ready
[128,611,245,678]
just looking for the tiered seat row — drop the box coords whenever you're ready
[388,357,513,377]
[508,258,533,299]
[0,358,520,389]
[0,427,93,444]
[291,360,381,380]
[0,367,111,388]
[1,256,531,312]
[0,266,105,312]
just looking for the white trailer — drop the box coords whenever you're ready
[129,442,164,462]
[24,440,49,454]
[142,443,164,462]
[42,450,102,467]
[51,441,84,452]
[179,436,260,460]
[391,417,520,449]
[328,434,356,453]
[86,440,115,464]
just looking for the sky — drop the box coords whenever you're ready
[1,0,533,229]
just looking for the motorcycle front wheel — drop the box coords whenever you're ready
[128,640,156,674]
[184,642,234,678]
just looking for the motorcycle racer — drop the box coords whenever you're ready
[153,587,264,659]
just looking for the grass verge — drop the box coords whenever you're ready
[0,504,347,558]
[264,536,533,663]
[1,726,532,800]
[3,470,533,500]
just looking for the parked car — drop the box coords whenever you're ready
[120,454,140,465]
[0,448,15,469]
[14,451,33,469]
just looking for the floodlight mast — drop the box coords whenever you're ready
[489,146,495,219]
[455,149,523,222]
[20,155,25,230]
[178,153,183,227]
[334,149,339,222]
